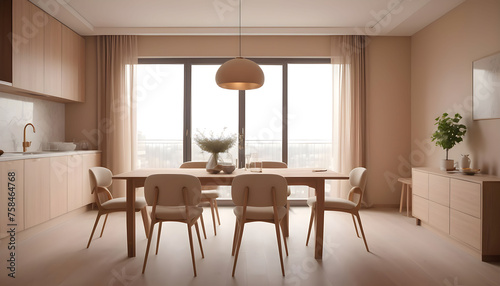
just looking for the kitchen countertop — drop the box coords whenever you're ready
[0,150,101,162]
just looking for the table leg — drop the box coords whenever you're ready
[126,179,136,257]
[314,179,325,260]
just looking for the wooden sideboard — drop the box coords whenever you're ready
[412,167,500,261]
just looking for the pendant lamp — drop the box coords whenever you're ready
[216,0,264,90]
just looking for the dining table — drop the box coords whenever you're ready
[113,167,349,260]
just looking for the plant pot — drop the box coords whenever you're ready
[440,159,455,171]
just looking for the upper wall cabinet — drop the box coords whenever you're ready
[1,0,85,103]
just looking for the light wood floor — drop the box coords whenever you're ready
[1,207,499,286]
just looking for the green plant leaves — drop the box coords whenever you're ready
[431,113,467,158]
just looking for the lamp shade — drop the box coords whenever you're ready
[216,57,264,90]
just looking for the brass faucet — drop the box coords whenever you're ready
[23,123,36,152]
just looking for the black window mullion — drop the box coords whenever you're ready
[238,90,245,168]
[282,64,288,164]
[183,63,192,162]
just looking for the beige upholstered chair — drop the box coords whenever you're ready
[261,161,291,236]
[231,174,289,276]
[305,167,369,252]
[87,167,149,248]
[180,161,221,237]
[142,174,204,276]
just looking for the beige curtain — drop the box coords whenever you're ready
[331,35,368,205]
[96,35,138,197]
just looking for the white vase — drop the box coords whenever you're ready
[206,153,222,174]
[459,154,471,169]
[440,159,454,171]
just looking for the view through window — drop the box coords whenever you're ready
[136,59,335,199]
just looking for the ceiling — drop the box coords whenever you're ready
[30,0,465,36]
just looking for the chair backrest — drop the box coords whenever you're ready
[89,167,113,192]
[144,174,201,207]
[349,167,367,191]
[231,174,288,207]
[179,161,206,169]
[262,161,288,168]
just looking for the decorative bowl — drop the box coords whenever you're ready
[460,168,480,175]
[221,164,236,174]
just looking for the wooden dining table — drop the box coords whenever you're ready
[113,168,349,260]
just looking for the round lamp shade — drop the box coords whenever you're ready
[216,57,264,90]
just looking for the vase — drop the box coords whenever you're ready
[459,154,471,169]
[206,153,222,174]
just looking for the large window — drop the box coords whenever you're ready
[136,58,333,199]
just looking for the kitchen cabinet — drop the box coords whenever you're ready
[412,167,500,261]
[12,0,46,93]
[0,160,24,239]
[1,0,85,102]
[49,156,68,218]
[62,25,85,102]
[24,158,50,228]
[67,154,83,211]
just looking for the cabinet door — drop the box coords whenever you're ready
[412,194,428,222]
[49,156,68,218]
[62,25,85,102]
[12,0,46,93]
[450,179,481,218]
[429,201,449,234]
[67,154,84,211]
[429,175,449,206]
[25,158,50,228]
[82,153,101,205]
[450,209,481,250]
[0,160,24,238]
[44,15,62,97]
[412,170,428,198]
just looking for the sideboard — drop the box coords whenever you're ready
[412,167,500,261]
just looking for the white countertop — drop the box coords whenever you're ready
[0,150,101,162]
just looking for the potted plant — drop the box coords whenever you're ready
[194,129,236,173]
[431,113,467,171]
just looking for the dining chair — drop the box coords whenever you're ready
[305,167,369,252]
[180,161,221,237]
[142,174,204,276]
[87,167,149,248]
[261,161,291,236]
[231,173,289,276]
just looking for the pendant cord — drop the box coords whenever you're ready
[239,0,242,57]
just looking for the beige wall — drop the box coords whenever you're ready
[365,37,412,206]
[65,35,412,205]
[411,0,500,174]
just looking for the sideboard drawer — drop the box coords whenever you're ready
[412,170,428,198]
[429,175,450,206]
[450,179,481,218]
[412,194,428,222]
[450,209,481,250]
[429,201,449,234]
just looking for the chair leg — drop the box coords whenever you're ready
[352,214,360,238]
[187,224,197,277]
[280,219,289,256]
[231,220,240,256]
[142,221,157,274]
[155,222,163,255]
[232,221,245,277]
[99,214,109,237]
[355,213,369,252]
[199,213,207,239]
[86,213,102,248]
[141,207,150,239]
[274,219,285,276]
[214,199,221,225]
[209,199,217,236]
[306,206,315,246]
[194,220,204,258]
